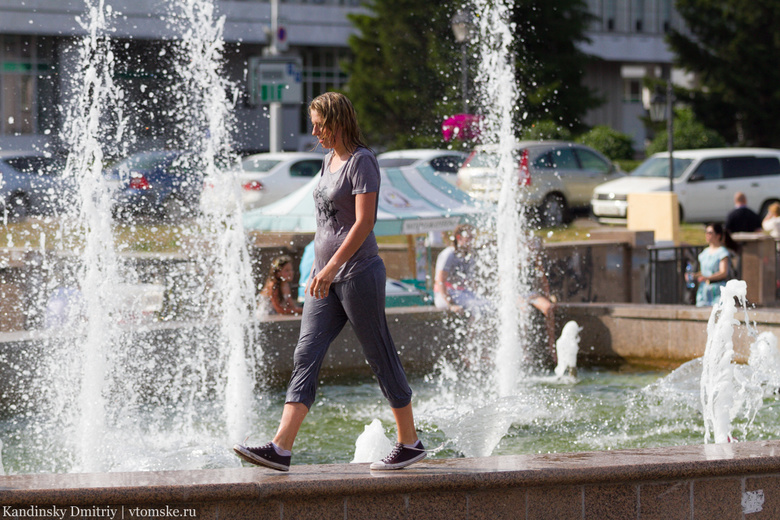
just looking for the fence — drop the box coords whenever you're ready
[647,244,744,305]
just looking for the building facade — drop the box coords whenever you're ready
[0,0,685,155]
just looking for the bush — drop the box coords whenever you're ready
[646,107,726,154]
[576,125,634,160]
[520,120,573,141]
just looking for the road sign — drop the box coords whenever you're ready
[248,57,303,105]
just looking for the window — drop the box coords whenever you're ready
[430,156,465,174]
[552,148,579,169]
[723,157,780,179]
[0,34,51,136]
[576,149,610,173]
[624,79,642,103]
[533,151,555,169]
[691,159,723,181]
[289,159,322,177]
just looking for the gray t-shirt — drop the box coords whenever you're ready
[435,246,475,292]
[312,146,381,282]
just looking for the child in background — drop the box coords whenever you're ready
[259,255,304,316]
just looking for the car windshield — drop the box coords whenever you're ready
[631,156,693,179]
[242,158,281,173]
[378,158,417,168]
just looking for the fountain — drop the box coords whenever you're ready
[1,0,780,488]
[0,0,257,474]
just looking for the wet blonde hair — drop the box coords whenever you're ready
[768,202,780,218]
[309,92,368,154]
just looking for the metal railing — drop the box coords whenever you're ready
[646,244,743,305]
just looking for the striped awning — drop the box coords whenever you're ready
[243,165,485,236]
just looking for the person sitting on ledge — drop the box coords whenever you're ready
[258,255,304,316]
[433,223,488,314]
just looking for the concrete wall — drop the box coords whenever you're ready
[3,440,780,519]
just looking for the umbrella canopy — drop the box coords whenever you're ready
[242,164,486,236]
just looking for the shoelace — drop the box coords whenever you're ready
[242,437,274,451]
[383,441,447,461]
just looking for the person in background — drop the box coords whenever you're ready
[297,240,315,301]
[234,92,425,472]
[259,255,303,316]
[762,202,780,239]
[433,223,479,313]
[725,192,762,233]
[694,223,737,307]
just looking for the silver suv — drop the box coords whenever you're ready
[456,141,622,227]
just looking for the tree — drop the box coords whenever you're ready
[645,107,726,154]
[511,0,602,134]
[344,1,458,149]
[344,0,602,149]
[576,125,634,160]
[668,0,780,146]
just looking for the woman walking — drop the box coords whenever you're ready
[233,92,425,471]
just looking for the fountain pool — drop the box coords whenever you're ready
[3,363,780,474]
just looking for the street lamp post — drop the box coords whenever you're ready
[451,10,471,114]
[649,81,674,193]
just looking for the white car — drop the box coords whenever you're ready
[238,152,325,210]
[377,149,468,186]
[591,148,780,223]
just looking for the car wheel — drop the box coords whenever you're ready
[540,194,567,227]
[8,192,30,221]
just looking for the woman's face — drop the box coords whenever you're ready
[278,263,294,282]
[705,226,722,246]
[311,110,337,149]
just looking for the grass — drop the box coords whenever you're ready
[534,219,708,246]
[1,215,710,254]
[0,216,199,253]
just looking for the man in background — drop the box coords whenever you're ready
[725,192,762,233]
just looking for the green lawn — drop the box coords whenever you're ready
[0,216,710,253]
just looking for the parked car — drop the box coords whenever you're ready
[377,149,468,186]
[104,150,204,220]
[456,141,621,226]
[0,151,70,219]
[591,148,780,223]
[237,152,325,210]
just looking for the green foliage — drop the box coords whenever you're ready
[646,107,726,154]
[343,1,457,149]
[521,120,573,141]
[511,0,602,134]
[575,125,634,160]
[668,0,780,146]
[344,0,603,149]
[613,159,642,173]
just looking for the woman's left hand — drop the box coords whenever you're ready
[309,264,337,299]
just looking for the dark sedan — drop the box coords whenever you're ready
[105,150,204,220]
[0,151,71,219]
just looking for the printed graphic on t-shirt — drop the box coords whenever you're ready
[314,185,338,228]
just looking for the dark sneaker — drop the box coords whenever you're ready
[370,440,426,470]
[233,442,291,472]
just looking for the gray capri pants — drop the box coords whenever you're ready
[286,257,413,409]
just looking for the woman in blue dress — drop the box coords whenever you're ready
[695,222,737,307]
